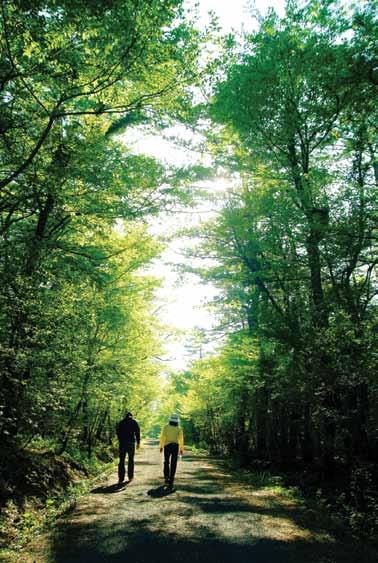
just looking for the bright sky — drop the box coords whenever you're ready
[191,0,285,30]
[124,0,286,371]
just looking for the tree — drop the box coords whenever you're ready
[183,0,377,495]
[0,0,202,450]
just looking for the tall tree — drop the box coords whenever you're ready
[183,0,377,502]
[0,0,202,447]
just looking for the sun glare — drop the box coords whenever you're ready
[122,0,286,370]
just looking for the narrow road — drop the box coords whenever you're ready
[16,440,375,562]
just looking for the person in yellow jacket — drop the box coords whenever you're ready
[159,413,184,488]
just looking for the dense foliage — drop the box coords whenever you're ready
[176,0,377,536]
[1,0,377,543]
[0,0,200,460]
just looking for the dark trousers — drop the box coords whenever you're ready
[118,442,135,482]
[164,443,179,484]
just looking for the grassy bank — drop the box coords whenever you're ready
[219,455,378,546]
[0,443,116,557]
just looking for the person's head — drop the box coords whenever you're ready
[125,411,133,419]
[168,413,179,426]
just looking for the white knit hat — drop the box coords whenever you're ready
[169,413,179,423]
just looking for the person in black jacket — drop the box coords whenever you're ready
[116,411,140,484]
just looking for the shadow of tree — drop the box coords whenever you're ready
[35,443,376,563]
[49,513,376,563]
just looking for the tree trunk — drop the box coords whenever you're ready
[322,418,336,478]
[255,388,268,459]
[301,402,314,463]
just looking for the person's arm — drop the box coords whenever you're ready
[178,427,184,454]
[135,421,141,448]
[159,426,165,452]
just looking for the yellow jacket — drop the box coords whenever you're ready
[160,424,184,450]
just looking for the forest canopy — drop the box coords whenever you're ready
[0,0,377,542]
[0,0,202,455]
[165,0,377,536]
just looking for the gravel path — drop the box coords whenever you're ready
[13,440,376,563]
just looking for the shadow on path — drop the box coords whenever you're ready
[23,442,377,563]
[147,485,176,498]
[46,489,375,563]
[49,515,372,563]
[52,529,294,563]
[91,482,128,494]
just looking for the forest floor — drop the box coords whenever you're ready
[2,439,376,563]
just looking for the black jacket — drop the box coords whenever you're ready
[116,417,140,447]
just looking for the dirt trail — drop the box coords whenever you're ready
[9,440,375,563]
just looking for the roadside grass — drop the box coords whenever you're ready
[203,452,372,544]
[2,441,377,563]
[0,445,116,559]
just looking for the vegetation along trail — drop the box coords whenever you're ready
[0,0,377,559]
[9,440,375,563]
